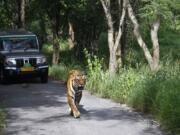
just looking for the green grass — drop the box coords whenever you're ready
[0,107,6,133]
[49,63,83,81]
[86,63,180,135]
[49,64,70,81]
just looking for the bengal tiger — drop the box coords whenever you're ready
[66,70,86,118]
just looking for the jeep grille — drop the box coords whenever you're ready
[16,58,37,68]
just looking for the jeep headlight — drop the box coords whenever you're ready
[37,57,47,64]
[5,58,16,65]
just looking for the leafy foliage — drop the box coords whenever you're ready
[0,107,6,133]
[140,0,171,18]
[86,61,180,134]
[139,0,180,26]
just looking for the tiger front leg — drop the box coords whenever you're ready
[75,92,82,108]
[67,96,80,118]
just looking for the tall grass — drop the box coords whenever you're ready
[0,107,6,133]
[85,52,180,134]
[49,63,83,81]
[49,64,70,81]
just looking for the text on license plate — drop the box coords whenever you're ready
[20,67,34,72]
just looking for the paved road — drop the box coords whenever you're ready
[0,79,165,135]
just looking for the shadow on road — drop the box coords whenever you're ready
[0,79,66,108]
[0,80,165,135]
[80,106,142,122]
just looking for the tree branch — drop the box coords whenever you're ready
[151,18,160,70]
[126,0,154,70]
[100,0,114,33]
[114,0,127,50]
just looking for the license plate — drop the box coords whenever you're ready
[20,67,34,72]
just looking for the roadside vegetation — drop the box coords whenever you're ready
[48,50,180,135]
[0,107,6,133]
[46,28,180,134]
[85,58,180,134]
[43,40,83,81]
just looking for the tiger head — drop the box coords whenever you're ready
[73,75,86,90]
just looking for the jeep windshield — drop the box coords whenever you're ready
[0,36,39,52]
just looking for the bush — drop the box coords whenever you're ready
[85,55,180,134]
[154,65,180,134]
[0,107,6,133]
[49,64,70,81]
[42,39,77,65]
[49,63,83,81]
[156,78,180,134]
[48,48,180,134]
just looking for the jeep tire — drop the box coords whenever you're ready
[40,74,48,83]
[0,69,8,84]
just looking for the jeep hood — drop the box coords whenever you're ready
[2,51,45,58]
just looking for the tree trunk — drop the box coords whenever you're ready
[127,0,153,70]
[151,18,160,71]
[68,21,75,50]
[100,0,116,73]
[115,0,126,69]
[108,28,117,73]
[48,10,60,65]
[100,0,126,73]
[39,15,47,44]
[116,45,122,69]
[126,0,160,72]
[109,48,117,73]
[121,15,127,62]
[18,0,25,29]
[52,33,60,65]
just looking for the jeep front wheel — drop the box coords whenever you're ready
[0,69,8,84]
[40,75,48,83]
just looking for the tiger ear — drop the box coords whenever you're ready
[82,75,86,79]
[75,75,80,80]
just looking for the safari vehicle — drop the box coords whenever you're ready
[0,30,48,83]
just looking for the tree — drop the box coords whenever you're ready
[100,0,126,73]
[31,0,64,65]
[126,0,180,71]
[0,0,19,29]
[47,1,62,65]
[0,0,12,29]
[18,0,25,29]
[65,0,104,60]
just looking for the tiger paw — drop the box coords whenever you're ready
[69,108,73,116]
[73,111,80,118]
[70,111,73,116]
